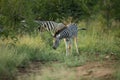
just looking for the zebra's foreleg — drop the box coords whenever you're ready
[69,39,72,54]
[64,39,69,56]
[74,37,79,54]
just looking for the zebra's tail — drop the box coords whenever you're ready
[78,28,87,30]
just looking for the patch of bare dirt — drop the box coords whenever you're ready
[17,61,42,76]
[75,60,117,79]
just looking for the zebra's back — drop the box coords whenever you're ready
[55,23,78,39]
[36,20,66,33]
[67,24,78,37]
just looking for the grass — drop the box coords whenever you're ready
[17,63,77,80]
[0,46,28,80]
[115,69,120,80]
[0,21,120,80]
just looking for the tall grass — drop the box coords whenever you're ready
[0,46,28,80]
[0,21,120,79]
[78,20,120,54]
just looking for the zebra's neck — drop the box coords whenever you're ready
[54,27,67,37]
[56,29,70,40]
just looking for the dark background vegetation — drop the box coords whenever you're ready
[0,0,120,37]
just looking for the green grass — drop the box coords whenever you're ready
[0,21,120,80]
[17,63,77,80]
[0,46,28,80]
[115,69,120,80]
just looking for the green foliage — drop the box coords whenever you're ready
[0,0,120,37]
[0,0,120,79]
[112,0,120,20]
[115,69,120,80]
[64,54,87,67]
[0,0,101,37]
[0,46,28,80]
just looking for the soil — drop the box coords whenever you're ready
[75,60,117,80]
[17,59,119,80]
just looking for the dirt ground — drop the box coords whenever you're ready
[75,60,117,80]
[17,59,119,80]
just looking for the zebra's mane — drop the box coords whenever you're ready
[53,27,67,38]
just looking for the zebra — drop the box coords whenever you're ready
[36,20,66,36]
[21,20,66,36]
[21,20,66,46]
[52,23,86,56]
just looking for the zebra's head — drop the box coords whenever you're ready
[52,34,60,49]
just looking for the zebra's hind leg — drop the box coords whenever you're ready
[69,39,72,55]
[74,37,79,54]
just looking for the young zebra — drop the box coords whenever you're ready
[21,20,66,36]
[53,23,86,56]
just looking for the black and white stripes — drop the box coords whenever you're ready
[53,23,79,55]
[35,20,66,34]
[21,20,66,35]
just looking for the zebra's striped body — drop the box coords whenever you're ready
[35,20,65,35]
[53,23,79,56]
[21,20,66,35]
[54,24,78,39]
